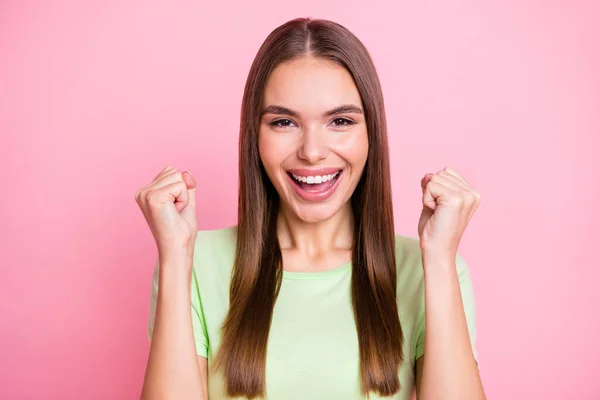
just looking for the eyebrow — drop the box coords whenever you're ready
[261,104,363,118]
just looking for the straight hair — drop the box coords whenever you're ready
[213,17,403,398]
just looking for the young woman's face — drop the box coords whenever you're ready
[258,57,369,223]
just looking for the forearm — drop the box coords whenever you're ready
[419,254,485,400]
[141,253,204,400]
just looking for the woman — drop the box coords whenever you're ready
[137,17,486,400]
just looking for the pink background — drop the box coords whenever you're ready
[1,1,599,399]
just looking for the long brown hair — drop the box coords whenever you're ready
[213,17,403,398]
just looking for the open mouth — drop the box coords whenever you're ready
[288,170,341,191]
[286,169,344,201]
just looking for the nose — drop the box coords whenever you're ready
[297,124,329,164]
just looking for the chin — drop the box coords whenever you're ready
[290,202,343,224]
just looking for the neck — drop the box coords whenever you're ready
[276,201,354,257]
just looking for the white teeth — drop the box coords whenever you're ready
[291,171,340,184]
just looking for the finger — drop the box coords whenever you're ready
[422,178,444,211]
[443,167,471,189]
[181,171,197,224]
[438,171,470,191]
[182,171,196,207]
[138,166,174,203]
[139,170,184,215]
[421,173,433,192]
[441,168,481,210]
[152,170,185,191]
[420,174,427,191]
[182,170,195,187]
[423,175,465,211]
[172,181,190,213]
[153,165,176,182]
[422,172,461,192]
[430,173,463,192]
[152,180,189,213]
[156,167,181,183]
[161,169,196,190]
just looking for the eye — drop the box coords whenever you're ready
[269,118,296,128]
[331,118,356,126]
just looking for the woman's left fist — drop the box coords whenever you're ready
[418,167,481,258]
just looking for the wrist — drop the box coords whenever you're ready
[421,250,456,273]
[421,249,454,263]
[157,255,194,294]
[158,249,194,277]
[158,245,194,264]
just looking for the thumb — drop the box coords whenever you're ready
[181,170,197,223]
[421,173,438,211]
[182,170,196,208]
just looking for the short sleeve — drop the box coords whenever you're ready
[147,257,210,358]
[414,252,479,364]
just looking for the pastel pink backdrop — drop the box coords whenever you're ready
[1,1,598,399]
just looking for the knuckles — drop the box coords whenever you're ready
[135,165,184,206]
[425,169,481,208]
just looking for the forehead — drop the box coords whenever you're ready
[263,57,363,114]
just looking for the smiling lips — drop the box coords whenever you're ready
[286,167,344,201]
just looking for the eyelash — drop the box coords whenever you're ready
[269,119,295,128]
[269,118,356,128]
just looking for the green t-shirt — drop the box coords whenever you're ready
[147,226,478,399]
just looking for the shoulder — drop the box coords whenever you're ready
[394,234,422,268]
[393,234,471,286]
[192,225,238,277]
[393,233,472,285]
[393,234,425,292]
[194,225,238,252]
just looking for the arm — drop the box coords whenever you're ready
[141,252,208,400]
[415,253,485,400]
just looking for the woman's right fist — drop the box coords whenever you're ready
[135,165,198,256]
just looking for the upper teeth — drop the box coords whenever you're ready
[291,171,340,184]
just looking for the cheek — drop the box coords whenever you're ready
[258,129,290,178]
[334,128,369,166]
[258,129,277,166]
[259,126,302,163]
